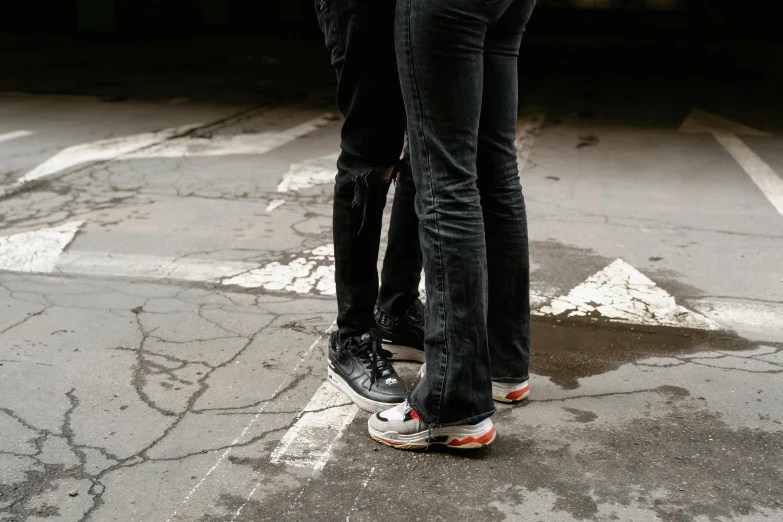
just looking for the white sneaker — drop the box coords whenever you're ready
[367,400,496,450]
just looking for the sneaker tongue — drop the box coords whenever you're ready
[351,334,395,380]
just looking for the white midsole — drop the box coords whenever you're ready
[327,367,403,414]
[368,418,494,446]
[384,344,426,363]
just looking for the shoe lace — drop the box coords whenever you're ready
[347,334,394,387]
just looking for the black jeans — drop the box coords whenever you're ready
[315,0,423,337]
[397,0,535,426]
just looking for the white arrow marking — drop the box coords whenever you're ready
[13,115,331,189]
[516,112,546,170]
[0,130,34,144]
[679,108,783,217]
[59,247,335,295]
[126,116,331,159]
[223,245,335,295]
[538,259,719,330]
[0,222,336,295]
[15,124,202,187]
[0,225,765,335]
[269,381,358,471]
[0,221,82,273]
[277,153,339,193]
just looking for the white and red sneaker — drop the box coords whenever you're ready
[418,364,530,403]
[368,401,496,450]
[491,380,530,403]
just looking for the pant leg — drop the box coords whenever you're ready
[377,151,423,318]
[478,0,536,383]
[396,0,498,427]
[315,0,406,337]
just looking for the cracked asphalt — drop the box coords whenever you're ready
[1,40,783,521]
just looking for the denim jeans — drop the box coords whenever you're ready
[396,0,535,426]
[315,0,423,337]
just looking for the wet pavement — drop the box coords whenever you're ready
[1,40,783,521]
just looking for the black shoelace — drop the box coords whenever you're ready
[346,334,393,388]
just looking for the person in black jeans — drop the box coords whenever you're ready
[315,0,425,413]
[368,0,536,449]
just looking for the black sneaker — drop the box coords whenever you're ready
[327,331,408,413]
[374,300,425,363]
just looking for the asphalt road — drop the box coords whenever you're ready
[1,41,782,522]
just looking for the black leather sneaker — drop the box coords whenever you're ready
[327,331,408,413]
[374,300,425,362]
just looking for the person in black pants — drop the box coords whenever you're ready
[315,0,424,413]
[368,0,536,449]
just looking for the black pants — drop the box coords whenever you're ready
[315,0,423,337]
[397,0,535,426]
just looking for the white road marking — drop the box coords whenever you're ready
[270,381,358,470]
[0,130,34,144]
[277,153,339,192]
[127,116,331,159]
[223,244,335,295]
[679,108,783,217]
[692,298,783,343]
[0,221,82,273]
[265,199,286,213]
[230,483,259,522]
[537,259,719,330]
[516,112,546,170]
[0,222,335,295]
[15,124,201,187]
[712,133,783,216]
[345,466,376,522]
[0,223,770,336]
[166,331,330,522]
[56,250,257,283]
[13,115,331,189]
[678,108,769,137]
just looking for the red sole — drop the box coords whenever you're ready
[504,385,530,402]
[448,426,496,447]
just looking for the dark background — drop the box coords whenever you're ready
[0,0,772,40]
[0,1,780,113]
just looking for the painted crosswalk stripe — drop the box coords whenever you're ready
[0,130,34,144]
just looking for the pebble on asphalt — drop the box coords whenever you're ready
[69,489,79,497]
